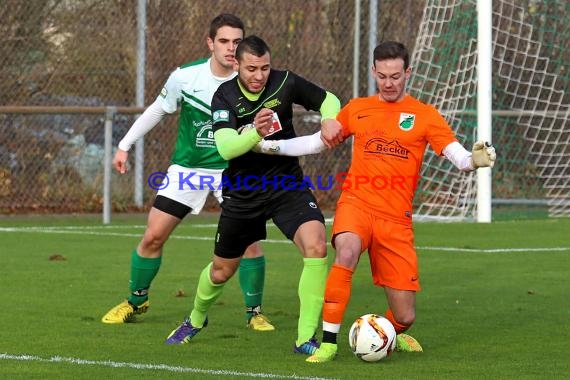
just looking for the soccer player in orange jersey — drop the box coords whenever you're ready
[254,40,496,363]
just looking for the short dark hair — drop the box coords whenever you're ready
[236,35,271,62]
[373,41,410,69]
[209,13,245,40]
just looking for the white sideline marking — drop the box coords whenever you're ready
[0,218,334,230]
[417,246,570,253]
[0,226,569,253]
[0,353,337,380]
[0,227,289,244]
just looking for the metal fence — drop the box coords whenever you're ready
[0,0,422,215]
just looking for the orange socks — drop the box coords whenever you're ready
[322,264,354,324]
[385,308,410,334]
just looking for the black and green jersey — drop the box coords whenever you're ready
[211,69,327,216]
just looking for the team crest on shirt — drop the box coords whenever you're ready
[399,113,415,131]
[160,87,167,98]
[213,110,230,122]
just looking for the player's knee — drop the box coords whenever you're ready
[302,239,327,258]
[140,229,167,251]
[243,242,263,258]
[210,263,237,284]
[394,310,415,328]
[334,247,360,268]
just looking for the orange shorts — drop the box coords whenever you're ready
[332,201,420,291]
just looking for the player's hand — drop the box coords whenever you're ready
[471,141,496,169]
[320,119,344,148]
[253,108,275,137]
[253,139,280,154]
[113,149,129,174]
[238,123,279,154]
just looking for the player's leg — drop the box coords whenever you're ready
[103,165,209,324]
[272,190,326,355]
[101,196,189,324]
[307,202,371,363]
[384,288,422,352]
[240,241,274,331]
[166,214,266,344]
[165,255,241,345]
[372,219,422,352]
[213,183,273,330]
[292,220,328,354]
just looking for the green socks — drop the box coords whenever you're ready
[239,256,266,319]
[190,262,225,327]
[127,249,161,306]
[296,257,328,345]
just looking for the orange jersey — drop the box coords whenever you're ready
[336,94,457,225]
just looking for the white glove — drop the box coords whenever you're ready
[252,139,281,154]
[471,141,496,169]
[238,124,281,154]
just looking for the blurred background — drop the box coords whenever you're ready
[0,0,568,221]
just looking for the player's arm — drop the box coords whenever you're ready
[115,69,180,173]
[292,72,344,147]
[254,131,326,156]
[443,141,497,172]
[214,109,278,160]
[254,90,342,156]
[319,91,344,148]
[214,127,263,160]
[114,100,166,173]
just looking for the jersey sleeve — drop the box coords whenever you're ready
[211,85,238,132]
[290,72,327,112]
[336,101,353,138]
[426,106,458,155]
[156,68,182,114]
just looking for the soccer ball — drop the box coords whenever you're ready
[348,314,397,362]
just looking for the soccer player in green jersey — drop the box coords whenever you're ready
[101,14,274,332]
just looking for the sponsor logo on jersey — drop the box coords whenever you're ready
[263,98,281,109]
[160,87,167,98]
[364,138,409,159]
[196,123,215,148]
[399,113,415,131]
[213,110,230,122]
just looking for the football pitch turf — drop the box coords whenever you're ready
[1,214,569,379]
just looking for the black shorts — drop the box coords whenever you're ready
[214,190,325,259]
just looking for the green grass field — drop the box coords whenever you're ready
[1,214,569,379]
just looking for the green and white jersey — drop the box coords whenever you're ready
[158,58,237,169]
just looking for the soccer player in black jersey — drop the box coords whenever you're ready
[165,35,344,355]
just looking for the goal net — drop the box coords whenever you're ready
[409,0,569,220]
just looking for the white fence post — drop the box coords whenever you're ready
[103,106,116,224]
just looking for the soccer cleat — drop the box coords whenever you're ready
[247,313,275,331]
[396,333,423,352]
[306,342,338,363]
[293,336,320,355]
[101,300,149,324]
[165,317,208,345]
